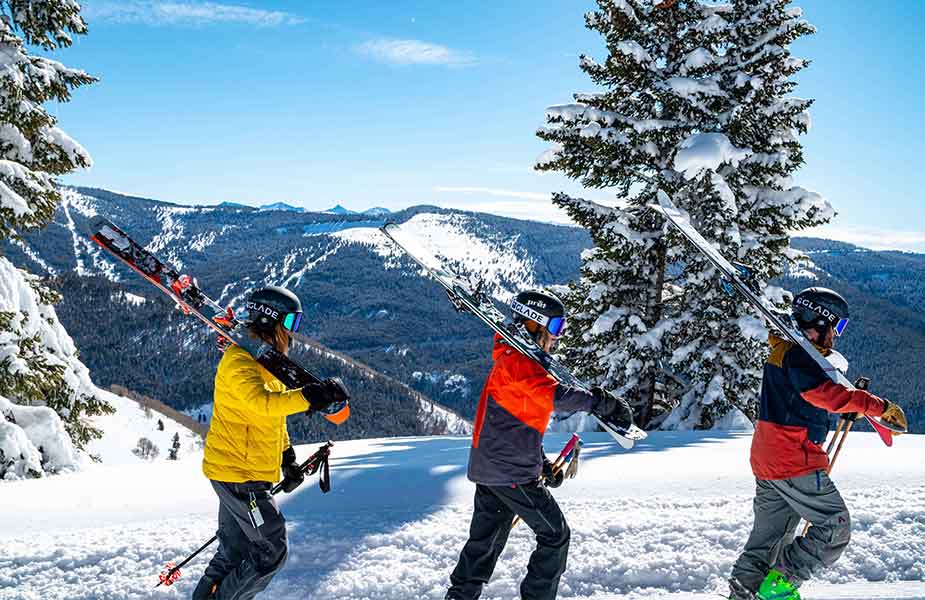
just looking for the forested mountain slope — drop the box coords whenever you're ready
[7,187,921,433]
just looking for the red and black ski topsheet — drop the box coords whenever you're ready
[88,216,350,426]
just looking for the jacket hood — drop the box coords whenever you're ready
[768,333,830,357]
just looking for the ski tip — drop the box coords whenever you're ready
[321,400,350,426]
[656,189,672,206]
[380,222,399,234]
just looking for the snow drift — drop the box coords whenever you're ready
[1,431,922,599]
[0,255,200,478]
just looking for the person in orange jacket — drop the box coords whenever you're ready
[446,290,634,600]
[193,286,346,600]
[728,288,907,600]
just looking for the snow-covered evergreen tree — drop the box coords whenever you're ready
[0,0,109,478]
[537,0,832,428]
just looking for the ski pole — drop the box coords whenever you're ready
[155,441,334,587]
[512,435,581,528]
[800,378,869,536]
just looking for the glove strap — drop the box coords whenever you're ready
[319,452,331,493]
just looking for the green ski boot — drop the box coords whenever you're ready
[757,569,800,600]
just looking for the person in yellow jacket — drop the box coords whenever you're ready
[193,286,346,600]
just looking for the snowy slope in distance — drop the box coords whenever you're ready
[333,212,538,301]
[0,431,922,600]
[87,387,202,465]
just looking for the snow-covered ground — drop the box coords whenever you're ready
[0,431,922,600]
[87,388,203,465]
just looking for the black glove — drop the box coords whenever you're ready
[305,377,350,414]
[280,446,304,493]
[591,386,634,429]
[542,457,564,488]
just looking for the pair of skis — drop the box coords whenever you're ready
[379,224,648,449]
[88,217,350,426]
[652,191,906,443]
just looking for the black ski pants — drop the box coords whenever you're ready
[192,480,288,600]
[447,482,570,600]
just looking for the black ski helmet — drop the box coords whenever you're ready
[511,289,567,337]
[793,287,850,337]
[245,286,303,333]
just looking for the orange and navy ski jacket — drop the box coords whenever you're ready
[467,335,595,486]
[750,334,887,481]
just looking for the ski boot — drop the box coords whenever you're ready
[757,569,800,600]
[728,576,756,599]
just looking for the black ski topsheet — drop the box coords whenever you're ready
[379,222,646,449]
[653,191,905,444]
[88,216,350,426]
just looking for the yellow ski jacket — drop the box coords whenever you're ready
[203,345,310,483]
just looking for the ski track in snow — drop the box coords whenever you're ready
[0,432,923,599]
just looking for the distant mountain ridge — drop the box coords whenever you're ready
[8,186,923,434]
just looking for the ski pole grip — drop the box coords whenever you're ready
[558,434,580,461]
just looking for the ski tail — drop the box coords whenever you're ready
[595,415,646,449]
[320,401,350,425]
[867,416,896,447]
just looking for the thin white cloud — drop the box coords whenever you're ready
[433,186,572,224]
[357,39,475,66]
[435,187,925,253]
[799,224,925,254]
[83,1,307,27]
[435,186,551,201]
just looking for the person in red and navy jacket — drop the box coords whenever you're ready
[728,288,907,600]
[445,290,633,600]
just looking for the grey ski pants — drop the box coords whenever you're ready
[731,470,851,591]
[447,482,570,600]
[192,480,288,600]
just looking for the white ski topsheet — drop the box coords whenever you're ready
[653,191,906,437]
[1,432,922,599]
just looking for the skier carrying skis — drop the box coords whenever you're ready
[728,287,908,600]
[193,286,348,600]
[446,289,635,600]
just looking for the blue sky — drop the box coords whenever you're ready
[56,0,925,251]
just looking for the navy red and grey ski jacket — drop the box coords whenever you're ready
[750,334,887,481]
[467,335,595,486]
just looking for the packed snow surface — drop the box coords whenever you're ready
[1,431,922,599]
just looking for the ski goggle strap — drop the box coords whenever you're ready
[282,311,303,333]
[834,317,849,337]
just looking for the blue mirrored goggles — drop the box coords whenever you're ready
[282,311,303,333]
[546,316,566,337]
[833,317,849,337]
